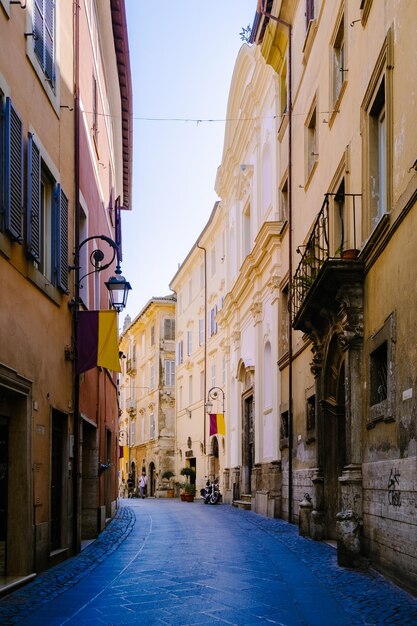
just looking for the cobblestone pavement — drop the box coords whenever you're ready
[0,500,416,625]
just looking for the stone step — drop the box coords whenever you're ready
[232,498,252,511]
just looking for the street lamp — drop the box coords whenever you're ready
[70,234,131,554]
[205,386,225,415]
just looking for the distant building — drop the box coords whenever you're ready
[170,202,227,495]
[119,296,176,496]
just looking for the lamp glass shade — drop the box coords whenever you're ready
[105,275,131,312]
[205,400,213,415]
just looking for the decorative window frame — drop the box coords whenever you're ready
[328,1,347,127]
[366,311,396,428]
[304,95,318,187]
[360,29,393,239]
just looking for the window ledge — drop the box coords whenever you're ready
[27,265,62,306]
[328,81,348,128]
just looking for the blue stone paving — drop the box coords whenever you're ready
[0,500,416,625]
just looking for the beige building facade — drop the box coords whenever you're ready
[250,0,417,592]
[119,296,176,496]
[170,203,227,495]
[215,43,284,515]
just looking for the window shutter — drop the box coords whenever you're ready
[44,0,55,85]
[55,184,69,293]
[4,98,23,242]
[27,133,41,262]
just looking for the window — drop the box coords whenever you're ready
[280,60,288,116]
[331,13,345,108]
[211,363,216,389]
[306,0,315,28]
[333,179,346,256]
[1,98,23,243]
[369,79,386,227]
[130,421,136,446]
[27,133,68,291]
[367,312,395,426]
[33,0,55,88]
[370,343,387,405]
[306,395,316,431]
[209,306,218,336]
[279,286,289,357]
[164,318,175,340]
[362,32,392,237]
[150,412,155,439]
[279,177,288,223]
[199,319,204,345]
[150,364,155,390]
[177,340,183,365]
[305,103,318,180]
[280,410,289,442]
[150,324,155,346]
[164,360,175,386]
[243,202,251,257]
[187,330,192,356]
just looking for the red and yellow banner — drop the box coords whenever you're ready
[76,310,121,374]
[209,413,225,436]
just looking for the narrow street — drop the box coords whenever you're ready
[0,501,416,626]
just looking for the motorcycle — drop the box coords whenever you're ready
[200,477,222,504]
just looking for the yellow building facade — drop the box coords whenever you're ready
[119,296,176,496]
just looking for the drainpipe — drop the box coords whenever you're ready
[197,243,207,462]
[72,0,81,555]
[259,1,294,523]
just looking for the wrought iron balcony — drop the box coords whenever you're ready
[291,193,363,332]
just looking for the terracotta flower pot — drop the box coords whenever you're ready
[341,249,359,260]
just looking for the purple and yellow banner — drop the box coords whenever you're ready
[76,310,121,374]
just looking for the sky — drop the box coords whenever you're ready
[121,0,257,323]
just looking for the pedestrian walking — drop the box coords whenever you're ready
[127,474,135,498]
[139,470,148,498]
[119,478,127,498]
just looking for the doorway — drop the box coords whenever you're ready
[242,393,254,495]
[0,417,8,575]
[323,357,346,539]
[149,462,155,497]
[51,412,64,551]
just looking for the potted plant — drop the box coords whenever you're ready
[184,482,196,502]
[177,482,187,501]
[161,470,175,498]
[180,467,196,501]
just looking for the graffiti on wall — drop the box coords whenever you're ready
[387,468,401,507]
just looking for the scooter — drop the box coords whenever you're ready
[200,477,222,504]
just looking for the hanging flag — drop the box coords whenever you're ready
[76,310,121,374]
[209,413,226,436]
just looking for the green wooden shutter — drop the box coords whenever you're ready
[4,98,23,242]
[27,133,41,262]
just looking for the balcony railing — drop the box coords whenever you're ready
[290,193,361,323]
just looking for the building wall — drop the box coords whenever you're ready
[253,0,417,591]
[170,204,227,496]
[215,44,283,514]
[0,0,74,575]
